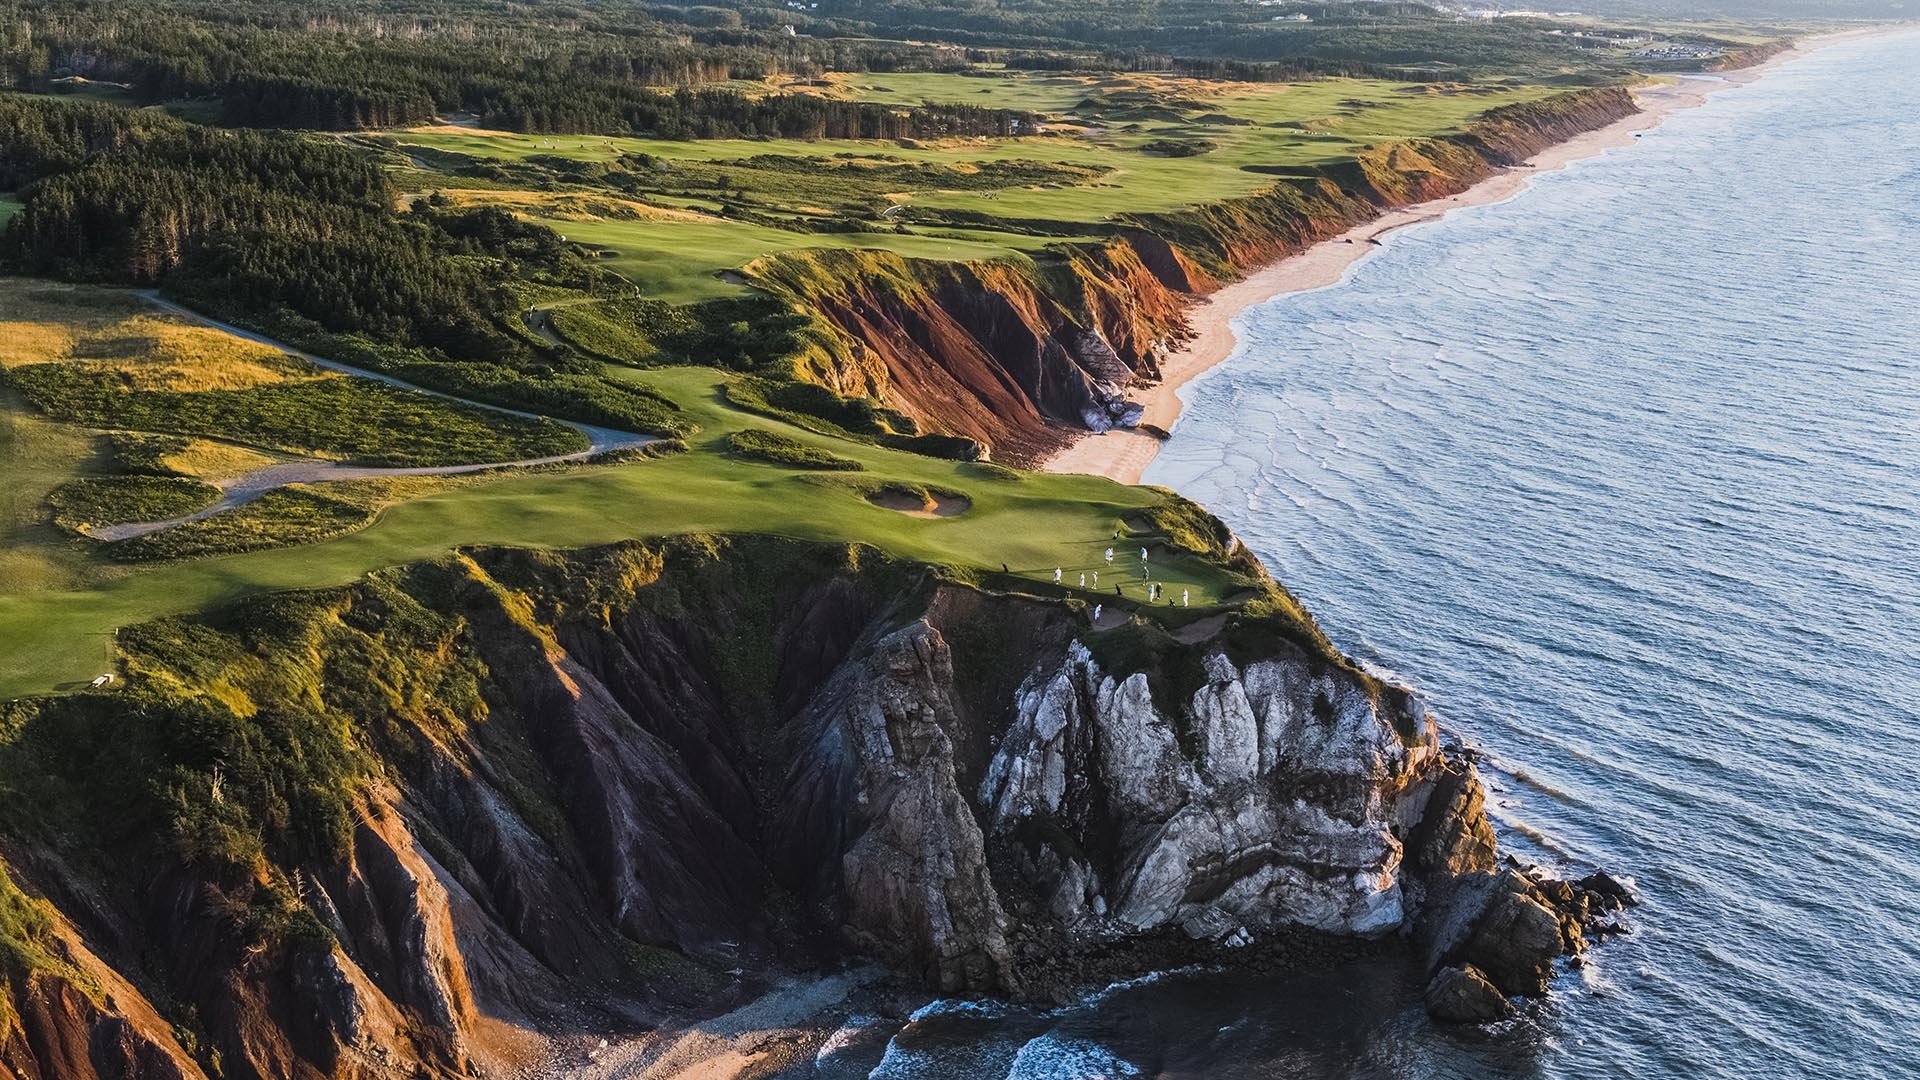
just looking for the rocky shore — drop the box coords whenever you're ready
[0,535,1633,1076]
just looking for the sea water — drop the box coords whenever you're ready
[887,28,1920,1080]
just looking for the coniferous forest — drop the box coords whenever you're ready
[0,92,718,433]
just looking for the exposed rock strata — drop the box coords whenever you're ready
[0,538,1623,1074]
[752,88,1639,463]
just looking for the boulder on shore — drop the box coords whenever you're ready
[1424,964,1509,1024]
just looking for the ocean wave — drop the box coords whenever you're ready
[1004,1036,1141,1080]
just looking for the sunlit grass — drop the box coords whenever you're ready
[523,213,1029,302]
[1,279,312,388]
[387,74,1554,300]
[157,439,282,481]
[0,365,1253,695]
[0,279,583,466]
[393,76,1553,224]
[0,395,95,596]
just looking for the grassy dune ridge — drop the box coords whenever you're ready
[0,281,585,466]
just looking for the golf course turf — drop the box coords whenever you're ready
[0,362,1256,696]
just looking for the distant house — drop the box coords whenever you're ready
[1630,43,1726,60]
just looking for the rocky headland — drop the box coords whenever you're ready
[0,533,1630,1077]
[748,88,1640,466]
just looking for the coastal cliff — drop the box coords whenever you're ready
[0,536,1625,1077]
[748,88,1640,464]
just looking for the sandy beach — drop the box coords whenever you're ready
[1040,35,1863,484]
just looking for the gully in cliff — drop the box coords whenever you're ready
[0,537,1633,1076]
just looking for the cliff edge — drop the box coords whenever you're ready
[0,536,1628,1077]
[749,88,1641,464]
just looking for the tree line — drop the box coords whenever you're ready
[0,95,696,433]
[0,0,1031,136]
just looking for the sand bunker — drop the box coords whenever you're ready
[866,486,971,518]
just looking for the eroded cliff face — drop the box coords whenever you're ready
[750,88,1639,463]
[981,641,1431,941]
[747,243,1193,464]
[0,537,1611,1076]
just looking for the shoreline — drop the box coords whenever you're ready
[1038,30,1879,485]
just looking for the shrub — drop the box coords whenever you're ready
[726,376,980,460]
[8,360,585,466]
[1140,138,1217,157]
[725,429,863,471]
[48,476,222,533]
[549,295,813,374]
[879,432,985,461]
[962,461,1024,482]
[587,438,689,465]
[102,433,195,476]
[262,320,695,440]
[106,486,374,561]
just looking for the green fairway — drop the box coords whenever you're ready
[527,213,1029,302]
[0,366,1250,696]
[393,76,1554,226]
[0,73,1565,694]
[0,193,20,229]
[822,70,1107,113]
[0,69,1580,695]
[380,75,1555,303]
[0,395,97,597]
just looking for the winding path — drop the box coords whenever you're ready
[90,294,653,541]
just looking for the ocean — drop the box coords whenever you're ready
[1142,29,1920,1080]
[880,28,1920,1080]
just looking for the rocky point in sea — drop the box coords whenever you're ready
[0,536,1636,1075]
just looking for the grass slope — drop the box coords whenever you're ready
[0,366,1255,696]
[0,71,1554,695]
[47,476,222,533]
[388,74,1553,298]
[0,280,586,465]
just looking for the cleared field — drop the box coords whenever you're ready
[0,364,1253,695]
[0,193,20,228]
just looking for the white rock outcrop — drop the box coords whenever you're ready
[979,640,1438,943]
